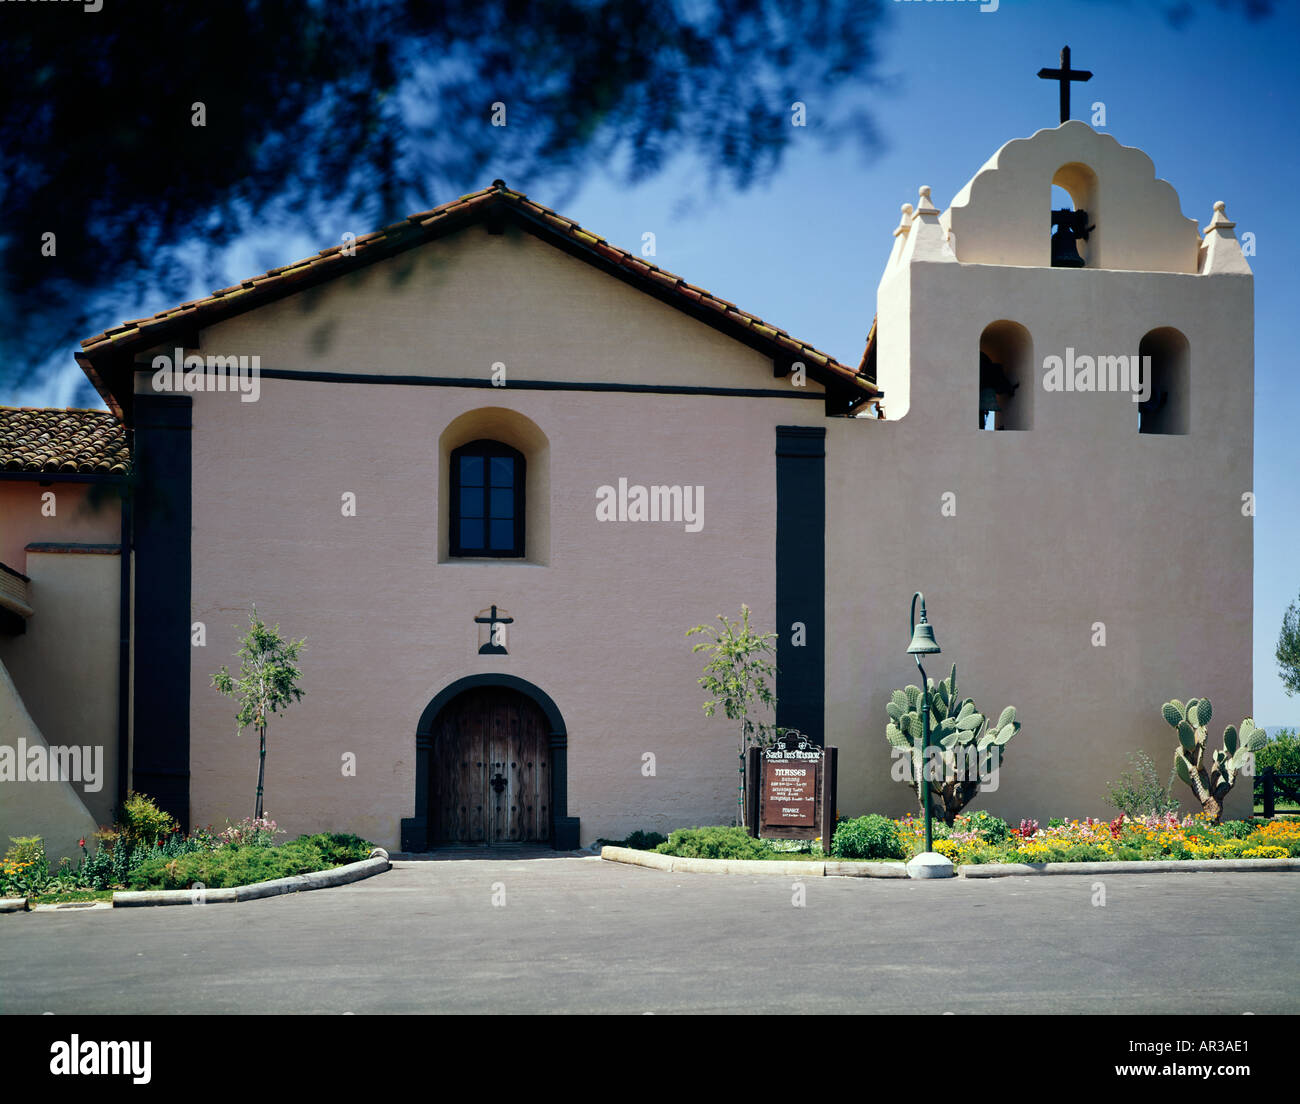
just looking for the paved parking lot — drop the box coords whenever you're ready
[2,857,1297,1014]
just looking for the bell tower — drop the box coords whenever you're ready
[858,86,1254,819]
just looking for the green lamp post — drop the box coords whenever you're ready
[907,591,942,855]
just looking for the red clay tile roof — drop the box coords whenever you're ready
[78,182,878,419]
[0,407,130,475]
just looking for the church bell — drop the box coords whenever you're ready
[1050,207,1093,268]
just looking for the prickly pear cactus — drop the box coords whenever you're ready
[1164,697,1265,823]
[885,663,1021,825]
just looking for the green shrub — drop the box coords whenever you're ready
[654,827,774,860]
[1106,751,1180,819]
[2,836,50,895]
[126,833,374,890]
[956,811,1011,844]
[291,832,374,865]
[129,840,321,890]
[624,830,668,851]
[830,815,905,860]
[1254,729,1300,803]
[116,792,179,848]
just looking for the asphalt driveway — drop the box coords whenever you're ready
[2,857,1296,1014]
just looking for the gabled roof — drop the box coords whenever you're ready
[78,181,879,421]
[0,407,130,475]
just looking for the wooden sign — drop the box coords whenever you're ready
[746,731,837,842]
[764,761,816,824]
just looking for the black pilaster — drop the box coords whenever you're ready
[775,425,826,743]
[550,733,579,849]
[132,395,192,828]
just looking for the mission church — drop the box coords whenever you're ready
[0,68,1254,857]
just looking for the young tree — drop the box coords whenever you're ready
[687,605,777,827]
[211,606,306,820]
[1277,592,1300,697]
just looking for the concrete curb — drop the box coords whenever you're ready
[959,857,1300,878]
[0,896,28,912]
[602,847,1300,880]
[111,849,391,907]
[601,846,909,878]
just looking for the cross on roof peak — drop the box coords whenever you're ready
[1037,45,1092,125]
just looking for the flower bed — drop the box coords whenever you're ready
[634,815,1300,867]
[892,812,1300,866]
[2,816,376,902]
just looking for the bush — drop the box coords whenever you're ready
[292,832,374,865]
[130,840,318,890]
[1254,729,1300,803]
[654,827,774,860]
[1,836,50,896]
[126,833,374,890]
[831,815,905,860]
[1106,751,1181,820]
[116,791,179,848]
[956,811,1011,844]
[624,830,668,851]
[220,816,283,848]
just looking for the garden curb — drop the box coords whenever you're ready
[600,846,909,878]
[110,849,391,908]
[958,857,1300,878]
[601,848,1300,880]
[0,896,28,912]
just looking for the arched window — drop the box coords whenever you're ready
[1137,327,1190,435]
[449,440,526,557]
[979,320,1033,431]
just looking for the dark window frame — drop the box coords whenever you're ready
[449,439,526,558]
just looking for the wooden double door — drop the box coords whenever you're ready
[429,686,551,844]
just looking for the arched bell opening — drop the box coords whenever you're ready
[979,320,1033,431]
[1051,162,1099,268]
[1137,327,1190,435]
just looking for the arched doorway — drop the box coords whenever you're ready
[430,686,549,844]
[401,675,578,851]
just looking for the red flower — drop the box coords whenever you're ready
[78,838,86,848]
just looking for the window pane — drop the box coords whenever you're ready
[459,519,485,550]
[489,487,514,520]
[489,456,514,487]
[460,455,484,486]
[460,488,484,518]
[489,519,514,550]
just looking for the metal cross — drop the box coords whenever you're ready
[474,604,514,654]
[1037,46,1092,125]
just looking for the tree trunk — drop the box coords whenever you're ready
[255,724,266,820]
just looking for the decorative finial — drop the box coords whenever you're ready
[1203,200,1235,233]
[893,202,914,237]
[492,178,507,190]
[915,186,939,216]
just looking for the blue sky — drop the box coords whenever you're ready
[10,0,1299,722]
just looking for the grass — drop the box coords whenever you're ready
[27,889,115,905]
